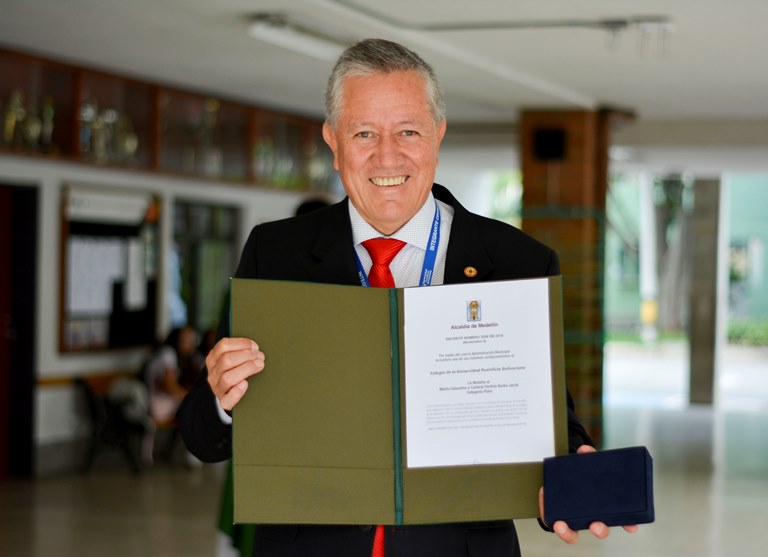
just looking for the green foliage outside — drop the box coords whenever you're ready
[728,319,768,346]
[606,321,768,346]
[605,331,688,344]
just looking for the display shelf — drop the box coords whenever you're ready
[0,47,336,192]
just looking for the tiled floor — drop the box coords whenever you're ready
[517,341,768,557]
[1,342,766,557]
[517,405,768,557]
[0,463,225,557]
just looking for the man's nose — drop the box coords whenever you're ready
[374,136,401,166]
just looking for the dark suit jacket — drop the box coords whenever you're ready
[180,184,593,557]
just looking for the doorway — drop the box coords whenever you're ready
[0,184,38,478]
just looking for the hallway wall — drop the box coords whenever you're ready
[0,153,305,468]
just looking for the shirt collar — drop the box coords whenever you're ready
[349,192,437,251]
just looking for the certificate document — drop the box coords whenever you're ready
[231,276,567,525]
[404,279,555,468]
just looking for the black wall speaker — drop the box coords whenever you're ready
[532,128,567,161]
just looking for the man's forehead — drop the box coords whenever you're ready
[339,75,430,114]
[341,71,427,95]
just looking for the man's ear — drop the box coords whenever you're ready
[322,123,340,171]
[434,119,447,164]
[436,119,447,147]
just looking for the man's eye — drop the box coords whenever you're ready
[401,130,417,137]
[356,131,372,138]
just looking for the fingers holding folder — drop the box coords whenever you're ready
[206,337,265,411]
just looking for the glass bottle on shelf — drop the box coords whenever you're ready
[79,91,97,156]
[96,108,119,163]
[253,136,276,181]
[40,96,55,153]
[90,110,107,163]
[115,114,138,163]
[21,103,42,151]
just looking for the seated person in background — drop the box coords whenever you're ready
[143,325,203,425]
[107,376,156,466]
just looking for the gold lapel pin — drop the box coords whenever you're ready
[463,266,478,278]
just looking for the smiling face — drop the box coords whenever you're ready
[322,70,447,236]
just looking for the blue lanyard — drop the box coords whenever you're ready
[355,201,441,288]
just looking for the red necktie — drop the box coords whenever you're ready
[362,238,406,288]
[371,524,385,557]
[361,238,405,557]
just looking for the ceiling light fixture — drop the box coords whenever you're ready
[327,1,672,35]
[247,13,347,62]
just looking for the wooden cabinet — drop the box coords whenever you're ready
[0,47,334,192]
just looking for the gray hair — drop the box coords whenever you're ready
[324,38,446,128]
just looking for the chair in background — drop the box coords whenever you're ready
[74,377,147,474]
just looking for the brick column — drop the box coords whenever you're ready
[519,109,621,446]
[688,178,721,404]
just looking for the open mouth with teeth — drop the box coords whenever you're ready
[371,176,408,186]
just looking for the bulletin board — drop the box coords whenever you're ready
[59,184,160,352]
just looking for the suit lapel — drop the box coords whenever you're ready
[307,199,361,286]
[433,185,495,285]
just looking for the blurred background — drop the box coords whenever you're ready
[0,1,766,556]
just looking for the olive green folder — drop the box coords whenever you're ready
[231,276,568,525]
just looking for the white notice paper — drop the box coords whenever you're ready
[403,278,555,468]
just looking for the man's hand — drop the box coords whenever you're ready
[539,444,640,544]
[205,337,265,411]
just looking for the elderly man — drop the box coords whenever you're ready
[180,38,635,556]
